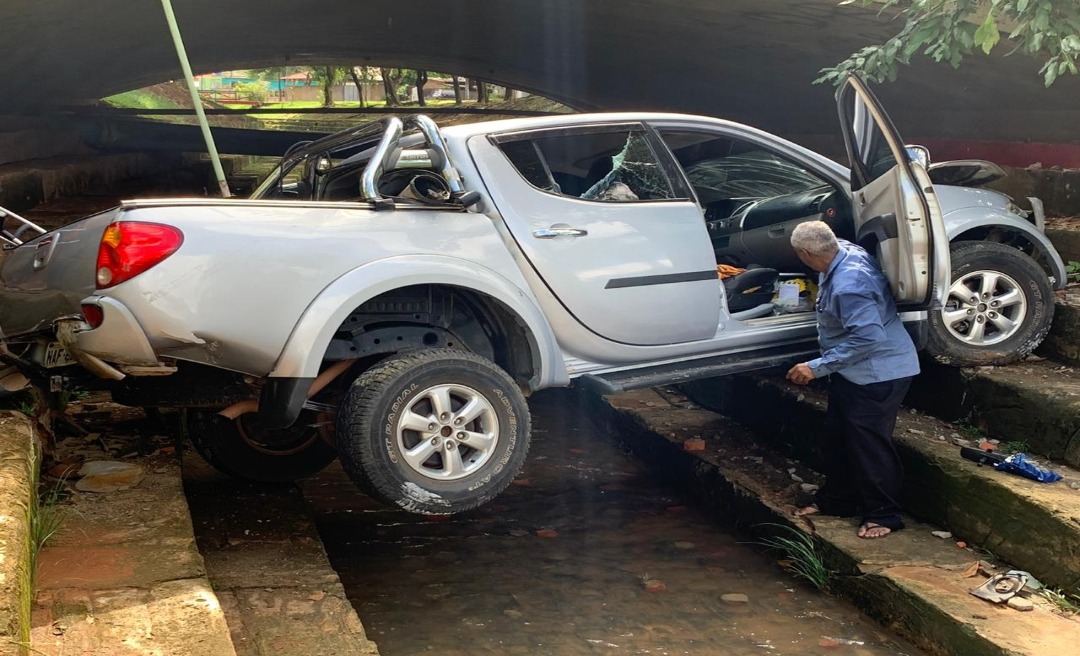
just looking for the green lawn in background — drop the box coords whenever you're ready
[103,89,182,110]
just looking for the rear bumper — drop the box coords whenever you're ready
[74,296,161,366]
[60,296,176,378]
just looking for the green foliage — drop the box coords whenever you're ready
[1040,586,1080,614]
[819,1,1080,86]
[233,80,269,104]
[955,421,983,439]
[1004,439,1031,453]
[1065,260,1080,283]
[753,523,832,590]
[30,476,68,576]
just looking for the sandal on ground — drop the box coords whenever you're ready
[793,503,820,517]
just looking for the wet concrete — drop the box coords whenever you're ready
[301,390,923,656]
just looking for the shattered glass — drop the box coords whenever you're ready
[581,133,674,201]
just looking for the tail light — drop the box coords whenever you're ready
[81,303,104,328]
[96,222,183,289]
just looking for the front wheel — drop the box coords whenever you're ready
[926,240,1054,366]
[335,348,531,515]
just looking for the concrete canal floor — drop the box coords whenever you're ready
[297,390,923,656]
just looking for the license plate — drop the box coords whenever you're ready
[43,342,76,368]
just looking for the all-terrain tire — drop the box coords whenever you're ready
[927,240,1054,366]
[183,409,336,482]
[335,348,531,515]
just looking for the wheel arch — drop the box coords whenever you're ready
[945,212,1067,290]
[270,256,567,390]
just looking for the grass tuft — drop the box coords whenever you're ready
[752,523,831,591]
[1040,587,1080,615]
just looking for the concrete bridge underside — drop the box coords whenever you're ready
[5,0,1080,161]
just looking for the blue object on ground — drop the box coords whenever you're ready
[994,453,1063,483]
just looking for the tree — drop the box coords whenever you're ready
[250,66,306,102]
[819,0,1080,87]
[348,66,367,108]
[452,75,463,105]
[380,67,403,106]
[474,79,490,105]
[309,66,349,107]
[415,70,429,107]
[233,80,269,104]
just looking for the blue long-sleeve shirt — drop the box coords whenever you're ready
[807,241,920,384]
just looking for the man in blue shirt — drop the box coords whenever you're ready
[785,221,919,539]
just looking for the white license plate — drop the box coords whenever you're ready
[43,342,76,368]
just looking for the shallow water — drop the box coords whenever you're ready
[305,390,921,656]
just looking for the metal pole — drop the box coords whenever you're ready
[160,0,231,197]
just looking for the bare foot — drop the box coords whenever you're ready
[857,522,893,539]
[793,503,820,517]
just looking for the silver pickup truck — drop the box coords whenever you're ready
[0,76,1064,514]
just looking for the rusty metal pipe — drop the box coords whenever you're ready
[217,358,357,420]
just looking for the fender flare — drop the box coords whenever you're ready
[269,255,568,389]
[944,211,1067,290]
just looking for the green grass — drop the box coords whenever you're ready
[954,422,983,440]
[103,89,182,110]
[1004,439,1031,454]
[752,523,832,591]
[1040,587,1080,615]
[1065,260,1080,284]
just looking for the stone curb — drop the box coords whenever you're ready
[682,373,1080,597]
[584,386,1080,656]
[29,431,237,655]
[0,413,36,656]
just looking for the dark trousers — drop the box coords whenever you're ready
[814,374,912,528]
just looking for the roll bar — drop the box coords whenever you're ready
[0,205,46,248]
[359,115,467,207]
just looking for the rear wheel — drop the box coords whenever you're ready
[335,348,531,515]
[927,241,1054,366]
[183,408,336,482]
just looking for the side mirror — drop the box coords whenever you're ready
[905,145,930,170]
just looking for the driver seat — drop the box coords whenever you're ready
[723,267,779,313]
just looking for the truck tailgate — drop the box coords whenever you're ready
[0,208,118,337]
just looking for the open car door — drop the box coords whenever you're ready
[836,75,949,310]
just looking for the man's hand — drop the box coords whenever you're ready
[786,362,815,385]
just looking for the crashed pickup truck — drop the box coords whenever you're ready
[0,76,1064,514]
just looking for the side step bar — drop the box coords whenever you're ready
[579,342,820,395]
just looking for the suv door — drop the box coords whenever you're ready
[470,124,720,345]
[837,75,949,310]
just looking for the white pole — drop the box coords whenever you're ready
[160,0,231,197]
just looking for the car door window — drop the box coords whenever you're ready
[842,86,898,188]
[657,129,848,272]
[661,132,829,204]
[498,128,677,202]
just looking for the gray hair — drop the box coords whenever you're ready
[790,221,839,256]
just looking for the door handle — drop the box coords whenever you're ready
[533,227,588,239]
[768,227,785,238]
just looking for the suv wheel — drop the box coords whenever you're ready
[336,348,531,515]
[927,241,1054,366]
[183,408,337,482]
